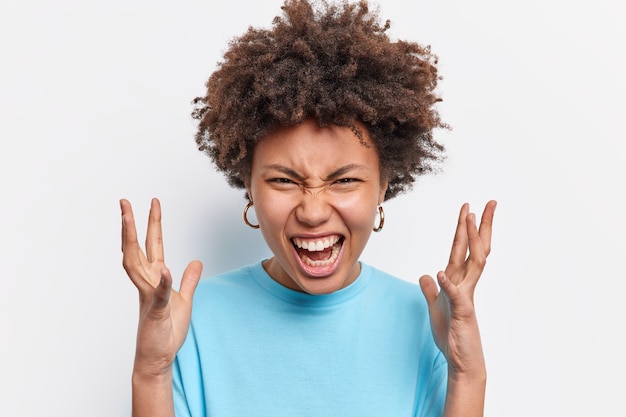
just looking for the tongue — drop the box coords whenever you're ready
[303,247,332,261]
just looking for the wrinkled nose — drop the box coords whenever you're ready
[295,187,332,227]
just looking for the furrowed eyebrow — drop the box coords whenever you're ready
[264,164,305,181]
[324,164,367,181]
[263,163,367,181]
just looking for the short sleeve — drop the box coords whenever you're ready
[414,350,448,417]
[172,356,192,417]
[172,324,206,417]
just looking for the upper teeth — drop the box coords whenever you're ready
[293,235,340,251]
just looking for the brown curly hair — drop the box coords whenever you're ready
[192,0,447,200]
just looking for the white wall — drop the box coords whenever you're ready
[1,0,624,415]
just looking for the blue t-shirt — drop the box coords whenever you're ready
[173,261,447,417]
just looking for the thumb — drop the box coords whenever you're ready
[179,260,203,301]
[419,275,439,306]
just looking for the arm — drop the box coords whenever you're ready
[121,198,202,417]
[419,200,496,417]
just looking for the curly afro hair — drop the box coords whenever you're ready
[192,0,448,201]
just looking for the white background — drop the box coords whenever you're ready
[1,0,624,416]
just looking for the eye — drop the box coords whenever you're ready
[334,178,361,184]
[270,177,294,184]
[267,178,300,189]
[329,178,363,191]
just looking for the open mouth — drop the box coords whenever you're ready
[292,235,344,268]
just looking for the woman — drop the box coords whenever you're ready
[121,1,496,416]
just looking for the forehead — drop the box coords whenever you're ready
[252,119,380,174]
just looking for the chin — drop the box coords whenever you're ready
[296,278,346,295]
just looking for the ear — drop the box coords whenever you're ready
[378,178,388,205]
[245,180,253,203]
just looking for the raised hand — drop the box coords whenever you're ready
[121,198,202,377]
[419,200,496,377]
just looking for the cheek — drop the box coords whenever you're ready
[255,194,296,227]
[332,194,378,229]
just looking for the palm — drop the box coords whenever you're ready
[121,198,202,372]
[419,201,496,374]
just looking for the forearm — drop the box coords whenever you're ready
[132,366,175,417]
[442,369,486,417]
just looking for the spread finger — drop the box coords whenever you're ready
[146,198,165,263]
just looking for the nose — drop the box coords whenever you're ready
[295,186,332,227]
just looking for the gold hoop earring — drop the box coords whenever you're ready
[243,201,260,229]
[373,205,385,232]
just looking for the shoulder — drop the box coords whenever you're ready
[358,264,435,342]
[196,262,256,287]
[361,263,428,311]
[365,263,423,293]
[191,262,264,304]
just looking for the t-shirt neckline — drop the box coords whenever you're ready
[249,260,372,308]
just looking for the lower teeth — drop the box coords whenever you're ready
[302,244,340,267]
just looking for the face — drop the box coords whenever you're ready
[247,119,388,295]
